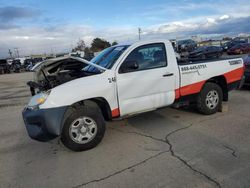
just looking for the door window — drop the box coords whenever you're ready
[119,43,167,73]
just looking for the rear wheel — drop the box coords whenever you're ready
[61,103,106,151]
[197,82,222,115]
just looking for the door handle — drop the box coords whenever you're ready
[163,73,174,77]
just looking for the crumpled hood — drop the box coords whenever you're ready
[31,56,107,83]
[32,56,106,72]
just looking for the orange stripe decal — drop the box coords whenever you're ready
[180,80,206,97]
[175,67,243,98]
[111,108,120,118]
[224,67,244,84]
[175,89,180,99]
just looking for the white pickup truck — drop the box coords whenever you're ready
[22,40,244,151]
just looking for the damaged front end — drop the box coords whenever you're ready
[23,56,108,141]
[27,56,106,95]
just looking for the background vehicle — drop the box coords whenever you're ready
[189,46,223,60]
[23,40,244,151]
[10,59,22,73]
[177,39,197,53]
[24,58,35,71]
[243,55,250,86]
[222,41,247,51]
[227,43,250,55]
[25,63,34,71]
[14,57,26,66]
[0,59,11,74]
[175,52,181,61]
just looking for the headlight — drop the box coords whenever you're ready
[27,91,50,109]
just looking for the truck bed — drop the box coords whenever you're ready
[176,57,244,99]
[178,56,246,65]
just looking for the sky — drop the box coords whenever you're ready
[0,0,250,58]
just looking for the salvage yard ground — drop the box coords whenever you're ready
[0,72,250,188]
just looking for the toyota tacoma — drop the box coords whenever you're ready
[22,40,244,151]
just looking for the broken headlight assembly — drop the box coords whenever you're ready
[27,91,50,110]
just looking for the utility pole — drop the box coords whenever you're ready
[138,28,142,40]
[8,49,13,59]
[51,48,53,56]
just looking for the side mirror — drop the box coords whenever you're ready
[120,60,139,73]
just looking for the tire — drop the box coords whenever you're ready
[197,82,223,115]
[61,102,106,151]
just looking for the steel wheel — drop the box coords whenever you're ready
[69,116,97,144]
[205,90,219,109]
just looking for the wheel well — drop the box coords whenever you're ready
[70,98,112,121]
[206,76,228,101]
[89,98,112,121]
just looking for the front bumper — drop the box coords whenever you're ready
[22,106,67,142]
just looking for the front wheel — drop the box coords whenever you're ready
[61,104,106,151]
[197,82,223,115]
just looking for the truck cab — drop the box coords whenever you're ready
[114,40,179,116]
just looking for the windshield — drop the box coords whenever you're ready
[84,45,129,73]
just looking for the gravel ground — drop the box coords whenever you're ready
[0,72,250,188]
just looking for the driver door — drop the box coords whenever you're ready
[116,43,176,116]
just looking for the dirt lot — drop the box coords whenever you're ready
[0,72,250,188]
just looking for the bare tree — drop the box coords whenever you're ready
[72,39,86,52]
